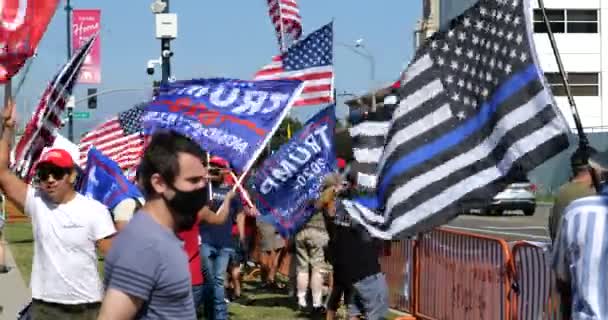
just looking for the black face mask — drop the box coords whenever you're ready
[163,185,209,232]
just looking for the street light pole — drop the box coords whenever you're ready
[66,0,74,142]
[336,40,377,110]
[160,0,171,85]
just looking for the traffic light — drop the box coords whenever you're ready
[87,88,97,109]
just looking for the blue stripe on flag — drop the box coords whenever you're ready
[378,64,539,199]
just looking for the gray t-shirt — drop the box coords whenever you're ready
[104,212,195,319]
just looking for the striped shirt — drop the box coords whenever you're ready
[552,195,608,319]
[104,212,195,319]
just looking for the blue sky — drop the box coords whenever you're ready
[8,0,422,139]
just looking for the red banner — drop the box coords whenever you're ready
[72,9,100,84]
[0,0,59,83]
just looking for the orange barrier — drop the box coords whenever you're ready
[510,241,563,320]
[379,239,415,314]
[415,228,513,320]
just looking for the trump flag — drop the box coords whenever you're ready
[142,78,303,174]
[253,105,336,237]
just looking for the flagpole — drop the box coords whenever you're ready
[277,0,286,52]
[537,0,600,192]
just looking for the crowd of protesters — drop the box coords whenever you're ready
[0,101,390,320]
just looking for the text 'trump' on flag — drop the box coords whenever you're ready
[254,22,334,107]
[345,0,571,239]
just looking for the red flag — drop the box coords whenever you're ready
[0,0,59,82]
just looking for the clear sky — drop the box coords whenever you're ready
[7,0,422,139]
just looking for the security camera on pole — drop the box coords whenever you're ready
[151,0,177,85]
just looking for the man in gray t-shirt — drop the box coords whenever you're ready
[98,131,217,319]
[104,212,194,319]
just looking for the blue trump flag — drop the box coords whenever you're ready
[78,148,143,212]
[253,105,336,237]
[142,78,304,174]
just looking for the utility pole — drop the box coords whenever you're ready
[160,0,171,84]
[66,0,74,142]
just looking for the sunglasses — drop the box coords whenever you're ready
[37,166,70,182]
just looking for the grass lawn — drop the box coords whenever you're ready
[4,222,402,319]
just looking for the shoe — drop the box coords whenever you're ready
[0,265,10,274]
[312,306,327,315]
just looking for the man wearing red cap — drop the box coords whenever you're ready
[0,102,116,319]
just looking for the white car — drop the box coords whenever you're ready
[484,181,537,216]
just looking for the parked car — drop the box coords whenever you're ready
[482,181,537,216]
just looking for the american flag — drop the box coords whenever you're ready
[12,35,96,181]
[345,0,570,239]
[254,22,333,107]
[78,103,146,171]
[267,0,302,51]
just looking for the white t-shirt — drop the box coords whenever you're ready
[25,187,116,304]
[112,197,144,222]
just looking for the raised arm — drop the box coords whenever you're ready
[0,100,28,211]
[199,190,235,225]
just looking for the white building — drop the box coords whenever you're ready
[433,0,607,131]
[531,0,605,131]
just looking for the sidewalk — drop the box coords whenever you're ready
[0,246,30,320]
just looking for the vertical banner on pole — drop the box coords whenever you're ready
[72,9,101,84]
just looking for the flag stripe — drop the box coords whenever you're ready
[393,79,445,122]
[402,54,434,86]
[353,148,384,164]
[379,64,539,197]
[350,122,391,137]
[382,103,453,166]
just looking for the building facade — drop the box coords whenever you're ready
[438,0,608,131]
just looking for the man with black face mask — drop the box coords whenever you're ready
[98,131,234,320]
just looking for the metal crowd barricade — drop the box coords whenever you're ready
[415,228,512,320]
[379,239,415,314]
[510,241,563,320]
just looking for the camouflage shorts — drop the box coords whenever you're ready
[295,228,329,273]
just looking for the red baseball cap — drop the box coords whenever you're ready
[337,158,346,169]
[37,148,74,169]
[209,156,229,168]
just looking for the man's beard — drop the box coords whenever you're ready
[172,211,198,232]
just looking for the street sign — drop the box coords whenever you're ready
[73,111,90,119]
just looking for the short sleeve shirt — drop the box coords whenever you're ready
[104,212,195,319]
[25,187,116,303]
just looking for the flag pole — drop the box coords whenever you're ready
[537,0,601,192]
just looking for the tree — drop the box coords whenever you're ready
[269,116,303,151]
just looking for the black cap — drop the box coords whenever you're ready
[571,147,596,169]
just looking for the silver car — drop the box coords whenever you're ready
[484,181,536,216]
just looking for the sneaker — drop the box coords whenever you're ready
[312,306,327,315]
[0,265,10,274]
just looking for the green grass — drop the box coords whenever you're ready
[4,222,33,284]
[4,222,402,319]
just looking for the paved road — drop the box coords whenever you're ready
[444,203,553,242]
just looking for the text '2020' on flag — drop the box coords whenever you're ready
[78,147,143,211]
[12,35,97,182]
[253,105,336,237]
[346,0,570,239]
[142,78,304,174]
[78,103,146,171]
[255,22,333,107]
